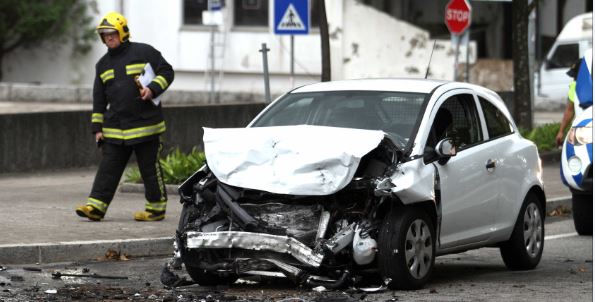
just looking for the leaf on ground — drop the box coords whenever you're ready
[547,205,571,217]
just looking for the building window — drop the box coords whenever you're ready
[184,0,209,25]
[234,0,268,27]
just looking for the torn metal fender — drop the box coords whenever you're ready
[186,231,324,267]
[390,159,435,204]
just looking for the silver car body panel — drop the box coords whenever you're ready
[203,125,385,195]
[186,231,325,267]
[390,159,435,204]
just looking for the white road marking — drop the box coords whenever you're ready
[545,232,578,241]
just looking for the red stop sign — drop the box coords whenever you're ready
[445,0,472,35]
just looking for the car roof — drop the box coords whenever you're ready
[291,78,448,94]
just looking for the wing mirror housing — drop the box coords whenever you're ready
[435,138,456,165]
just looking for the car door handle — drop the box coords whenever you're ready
[485,159,496,170]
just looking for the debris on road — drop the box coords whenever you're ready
[51,271,128,280]
[22,267,42,272]
[45,289,57,294]
[10,275,24,282]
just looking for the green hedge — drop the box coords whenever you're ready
[124,147,206,185]
[521,123,563,153]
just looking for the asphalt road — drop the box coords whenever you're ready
[0,216,591,302]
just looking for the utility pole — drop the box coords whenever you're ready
[319,0,331,82]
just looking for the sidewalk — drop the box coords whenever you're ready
[0,162,571,265]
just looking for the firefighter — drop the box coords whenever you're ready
[75,12,174,221]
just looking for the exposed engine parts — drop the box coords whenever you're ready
[163,140,403,289]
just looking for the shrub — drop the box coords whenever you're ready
[522,123,561,153]
[124,147,206,185]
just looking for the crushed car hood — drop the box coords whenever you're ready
[203,125,386,195]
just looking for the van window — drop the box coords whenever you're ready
[547,44,579,69]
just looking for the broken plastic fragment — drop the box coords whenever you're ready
[45,289,57,294]
[312,286,327,292]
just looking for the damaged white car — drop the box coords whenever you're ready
[162,79,545,290]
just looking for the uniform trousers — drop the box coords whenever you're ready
[89,138,167,213]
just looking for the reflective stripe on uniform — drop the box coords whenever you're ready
[156,142,167,201]
[126,63,146,75]
[92,113,104,123]
[568,81,577,103]
[103,121,166,140]
[100,69,115,83]
[145,200,167,212]
[87,197,108,213]
[152,75,168,90]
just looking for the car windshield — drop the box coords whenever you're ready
[251,91,428,147]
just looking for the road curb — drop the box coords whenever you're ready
[0,237,173,265]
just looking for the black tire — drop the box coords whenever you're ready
[377,207,435,290]
[572,193,593,236]
[185,260,237,286]
[500,193,544,270]
[178,203,238,286]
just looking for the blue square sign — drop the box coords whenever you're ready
[274,0,310,35]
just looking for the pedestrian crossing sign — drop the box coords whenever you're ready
[274,0,310,35]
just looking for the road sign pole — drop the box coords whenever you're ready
[290,35,295,88]
[259,43,271,103]
[453,34,460,81]
[209,25,215,102]
[465,30,470,82]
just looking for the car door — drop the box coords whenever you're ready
[475,95,520,234]
[425,91,500,249]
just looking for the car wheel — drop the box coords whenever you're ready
[184,251,238,286]
[500,193,544,270]
[572,193,593,236]
[377,207,435,290]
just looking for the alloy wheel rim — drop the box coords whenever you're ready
[404,219,433,279]
[523,203,543,258]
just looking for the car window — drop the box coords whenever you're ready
[547,43,579,69]
[479,97,514,139]
[427,94,482,151]
[254,97,315,126]
[251,91,427,148]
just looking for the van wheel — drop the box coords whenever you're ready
[500,193,544,270]
[377,207,435,290]
[572,193,593,235]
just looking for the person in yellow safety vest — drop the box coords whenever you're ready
[555,59,581,147]
[75,12,174,222]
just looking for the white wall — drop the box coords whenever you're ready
[2,0,472,95]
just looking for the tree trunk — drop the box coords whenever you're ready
[557,0,567,34]
[512,0,532,130]
[0,49,4,81]
[318,0,331,82]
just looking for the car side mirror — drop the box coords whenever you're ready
[435,138,456,165]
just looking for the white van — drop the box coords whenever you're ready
[535,12,592,110]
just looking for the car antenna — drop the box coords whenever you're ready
[424,40,437,79]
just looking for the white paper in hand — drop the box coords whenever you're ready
[137,63,162,106]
